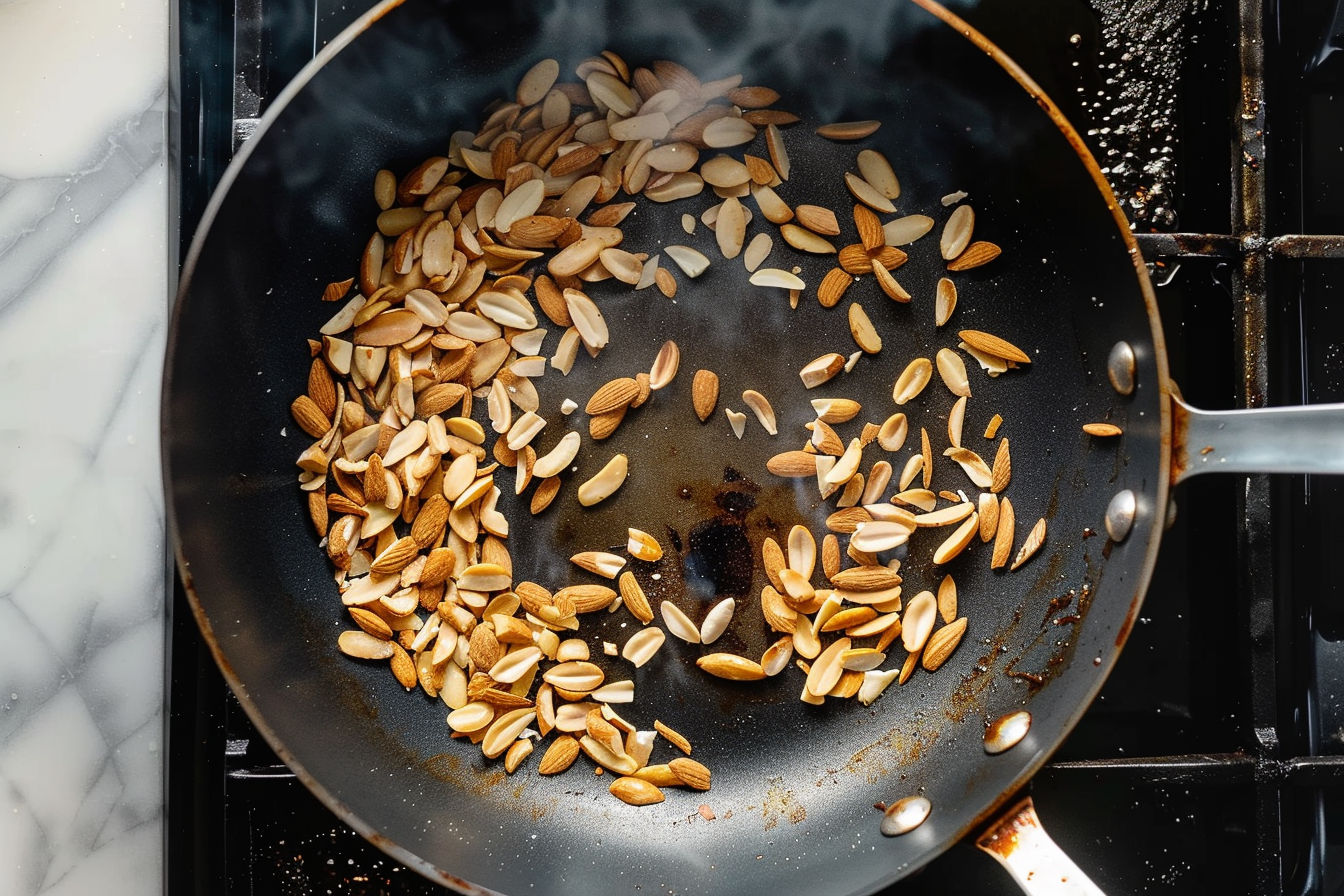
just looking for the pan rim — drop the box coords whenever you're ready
[163,0,1172,891]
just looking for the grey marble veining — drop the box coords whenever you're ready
[0,0,169,893]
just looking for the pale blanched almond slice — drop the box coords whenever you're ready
[780,223,837,254]
[825,438,865,485]
[447,701,496,734]
[856,148,900,199]
[556,639,590,663]
[577,453,627,506]
[506,411,546,451]
[851,520,913,553]
[892,358,933,405]
[627,528,664,562]
[800,353,846,388]
[844,172,896,213]
[944,447,993,489]
[914,502,975,527]
[543,660,605,692]
[898,454,924,491]
[743,232,773,272]
[456,562,511,591]
[848,303,882,353]
[715,196,747,260]
[646,142,700,172]
[699,597,736,644]
[936,348,971,397]
[702,117,757,148]
[488,379,513,435]
[935,278,958,327]
[475,290,538,330]
[488,645,543,683]
[761,636,795,676]
[840,647,887,672]
[338,629,396,660]
[892,488,937,512]
[884,214,935,246]
[749,268,806,290]
[649,340,680,390]
[517,57,559,105]
[661,600,701,643]
[665,244,710,278]
[787,525,817,579]
[591,680,635,703]
[901,590,937,653]
[742,390,777,435]
[948,396,967,448]
[494,179,546,233]
[806,637,852,696]
[1012,518,1047,571]
[571,551,626,579]
[563,289,609,350]
[622,627,666,667]
[555,702,602,733]
[599,248,644,285]
[608,111,671,142]
[858,669,899,705]
[941,205,975,260]
[636,255,660,290]
[725,408,747,438]
[878,413,908,451]
[933,512,979,565]
[533,431,581,479]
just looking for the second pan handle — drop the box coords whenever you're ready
[1171,395,1344,483]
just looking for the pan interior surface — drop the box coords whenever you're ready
[166,0,1166,893]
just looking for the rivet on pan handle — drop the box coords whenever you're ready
[1170,394,1344,484]
[976,797,1106,896]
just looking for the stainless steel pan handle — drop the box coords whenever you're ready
[976,798,1106,896]
[1172,395,1344,483]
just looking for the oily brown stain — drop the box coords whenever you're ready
[841,726,941,786]
[760,776,807,830]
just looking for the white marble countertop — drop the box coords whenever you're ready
[0,0,168,893]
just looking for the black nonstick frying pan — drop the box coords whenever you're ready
[163,1,1344,893]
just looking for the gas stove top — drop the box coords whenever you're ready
[167,1,1344,892]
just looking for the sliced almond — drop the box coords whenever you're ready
[805,637,852,696]
[948,241,1002,272]
[780,224,837,254]
[922,617,968,672]
[577,453,628,506]
[940,205,975,260]
[665,245,710,278]
[787,524,817,579]
[699,598,736,644]
[743,232,773,273]
[627,529,664,562]
[901,590,937,653]
[843,171,896,213]
[935,348,971,397]
[856,149,900,200]
[533,431,581,480]
[1012,518,1047,571]
[610,776,665,806]
[850,520,912,553]
[622,626,665,667]
[742,390,777,435]
[892,358,933,405]
[725,408,747,439]
[811,397,862,424]
[661,600,701,644]
[816,120,880,140]
[1084,422,1123,437]
[571,551,626,579]
[715,196,747,260]
[800,353,846,389]
[649,340,680,390]
[765,123,791,180]
[992,496,1015,569]
[884,214,934,246]
[848,303,883,353]
[944,447,993,489]
[979,492,1000,541]
[991,437,1012,493]
[696,653,766,681]
[751,184,793,224]
[958,329,1031,365]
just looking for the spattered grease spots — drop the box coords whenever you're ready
[760,776,808,830]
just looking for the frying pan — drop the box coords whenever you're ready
[163,0,1344,893]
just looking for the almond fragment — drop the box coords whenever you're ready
[627,528,664,562]
[1012,518,1047,571]
[892,358,933,405]
[948,241,1001,271]
[725,408,747,439]
[848,303,883,354]
[622,626,665,667]
[992,497,1016,569]
[922,617,968,672]
[800,353,845,389]
[958,330,1031,365]
[741,390,777,435]
[661,601,701,644]
[649,340,680,390]
[571,551,626,579]
[692,369,719,422]
[817,268,853,309]
[618,571,654,624]
[1083,423,1123,437]
[610,777,665,806]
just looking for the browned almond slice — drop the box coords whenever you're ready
[944,447,993,489]
[991,438,1012,492]
[795,204,841,236]
[936,348,971,397]
[978,493,1000,541]
[800,353,846,388]
[654,720,693,755]
[940,205,975,260]
[743,153,777,185]
[816,120,881,140]
[848,303,882,354]
[727,85,780,108]
[1011,518,1047,571]
[765,123,791,180]
[959,329,1031,364]
[696,653,766,681]
[935,277,958,327]
[947,241,1002,271]
[825,506,873,533]
[892,358,933,405]
[992,497,1015,569]
[1083,423,1123,437]
[610,777,664,805]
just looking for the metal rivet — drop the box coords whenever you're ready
[1105,489,1137,542]
[983,710,1032,755]
[1107,341,1136,395]
[1164,498,1178,530]
[880,795,932,836]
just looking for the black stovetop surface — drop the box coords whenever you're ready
[167,1,1344,893]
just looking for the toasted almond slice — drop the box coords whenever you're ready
[627,528,663,562]
[800,353,846,389]
[856,148,900,199]
[871,413,907,453]
[806,637,851,696]
[825,438,865,485]
[543,660,605,692]
[892,358,933,405]
[748,267,806,289]
[850,520,912,553]
[649,340,680,390]
[948,241,1002,271]
[700,154,751,187]
[1012,518,1047,571]
[890,488,936,512]
[940,205,975,260]
[579,734,639,775]
[618,571,653,624]
[742,389,777,435]
[761,636,795,676]
[456,562,512,592]
[778,568,815,605]
[991,438,1012,492]
[622,627,665,667]
[936,348,971,397]
[992,497,1016,569]
[840,648,886,672]
[661,600,701,644]
[610,776,665,806]
[447,701,496,734]
[1084,422,1123,437]
[870,258,911,302]
[861,461,894,506]
[488,646,543,684]
[591,680,635,704]
[848,303,883,354]
[576,453,628,506]
[922,617,968,671]
[979,492,1000,541]
[901,590,937,653]
[698,653,767,680]
[715,196,747,260]
[699,598,736,645]
[556,638,590,663]
[959,329,1031,365]
[532,431,581,480]
[743,232,773,273]
[702,117,757,148]
[914,502,975,528]
[787,525,816,579]
[817,120,880,140]
[948,396,968,449]
[665,244,710,278]
[811,398,862,424]
[898,454,924,491]
[944,447,993,489]
[506,411,546,451]
[338,629,396,660]
[844,171,896,213]
[792,612,821,660]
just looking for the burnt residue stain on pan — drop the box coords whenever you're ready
[841,724,942,786]
[758,777,808,830]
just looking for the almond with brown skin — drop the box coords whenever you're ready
[291,395,330,438]
[692,369,719,422]
[853,204,885,251]
[538,735,581,774]
[410,494,449,548]
[389,642,417,689]
[618,571,654,624]
[766,451,818,477]
[668,757,712,790]
[921,617,968,672]
[947,241,1001,271]
[816,267,852,309]
[587,377,640,415]
[959,329,1031,364]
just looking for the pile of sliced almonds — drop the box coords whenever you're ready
[295,47,1058,810]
